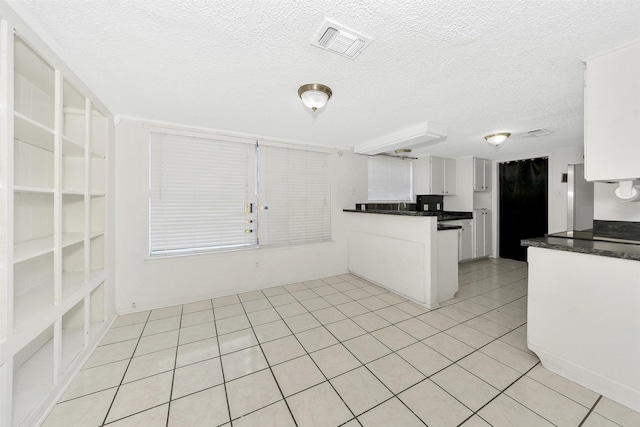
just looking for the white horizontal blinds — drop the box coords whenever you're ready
[368,156,413,201]
[258,145,331,246]
[149,133,256,255]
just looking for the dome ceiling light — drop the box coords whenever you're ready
[298,83,332,112]
[484,132,511,146]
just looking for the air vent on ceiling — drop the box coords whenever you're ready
[522,128,552,137]
[311,19,372,59]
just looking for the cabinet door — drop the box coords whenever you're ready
[430,157,445,194]
[483,160,492,191]
[473,210,491,258]
[413,157,430,195]
[474,158,484,191]
[483,210,492,256]
[584,42,640,181]
[460,224,473,260]
[444,158,456,195]
[473,211,485,258]
[474,158,491,191]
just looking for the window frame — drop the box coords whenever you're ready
[148,128,332,258]
[367,155,414,202]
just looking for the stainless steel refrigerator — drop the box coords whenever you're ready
[567,164,594,231]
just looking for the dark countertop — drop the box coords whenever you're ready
[343,209,473,222]
[521,234,640,262]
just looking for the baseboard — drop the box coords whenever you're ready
[33,315,117,426]
[529,343,640,412]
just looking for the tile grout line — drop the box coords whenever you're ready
[110,263,525,423]
[328,264,527,422]
[258,278,370,424]
[299,282,441,425]
[99,310,151,426]
[267,279,386,425]
[578,395,602,427]
[163,303,185,427]
[342,263,531,425]
[212,298,243,427]
[245,265,529,424]
[238,290,302,427]
[455,361,537,426]
[53,259,538,426]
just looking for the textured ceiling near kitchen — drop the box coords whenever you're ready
[8,0,640,159]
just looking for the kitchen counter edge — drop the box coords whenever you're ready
[521,236,640,261]
[343,209,472,221]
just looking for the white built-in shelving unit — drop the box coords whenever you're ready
[1,2,115,425]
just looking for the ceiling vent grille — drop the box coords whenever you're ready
[522,128,552,137]
[312,19,372,59]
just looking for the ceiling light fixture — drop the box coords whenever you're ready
[298,83,332,112]
[484,132,511,146]
[394,148,412,159]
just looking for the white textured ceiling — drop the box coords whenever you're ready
[8,0,640,159]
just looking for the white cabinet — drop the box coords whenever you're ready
[473,209,492,258]
[416,156,456,195]
[473,158,491,191]
[438,219,473,261]
[0,7,114,426]
[459,220,473,261]
[584,41,640,181]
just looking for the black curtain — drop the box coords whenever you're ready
[499,157,548,261]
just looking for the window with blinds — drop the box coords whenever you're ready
[258,145,331,246]
[367,156,413,201]
[149,131,331,256]
[150,133,257,255]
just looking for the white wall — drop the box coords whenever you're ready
[114,118,366,313]
[594,181,640,221]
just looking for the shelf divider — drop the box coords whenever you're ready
[14,112,54,151]
[14,236,54,264]
[13,185,54,194]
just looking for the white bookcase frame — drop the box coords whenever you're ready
[0,2,115,425]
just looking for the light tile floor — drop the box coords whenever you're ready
[43,258,640,427]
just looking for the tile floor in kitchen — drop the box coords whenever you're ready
[43,258,640,427]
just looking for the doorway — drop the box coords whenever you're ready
[499,157,548,261]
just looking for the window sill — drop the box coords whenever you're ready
[145,239,336,262]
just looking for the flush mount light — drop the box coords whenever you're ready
[298,83,332,112]
[484,132,511,146]
[394,148,412,159]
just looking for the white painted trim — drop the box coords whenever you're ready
[117,114,347,152]
[33,315,116,426]
[529,343,640,412]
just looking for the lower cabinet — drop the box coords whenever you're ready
[473,209,492,258]
[440,220,473,261]
[459,220,473,261]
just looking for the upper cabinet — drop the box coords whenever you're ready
[473,158,491,191]
[415,156,456,195]
[584,42,640,182]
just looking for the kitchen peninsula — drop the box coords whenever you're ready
[343,205,471,309]
[522,222,640,412]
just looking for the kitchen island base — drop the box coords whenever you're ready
[345,212,458,309]
[526,246,640,412]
